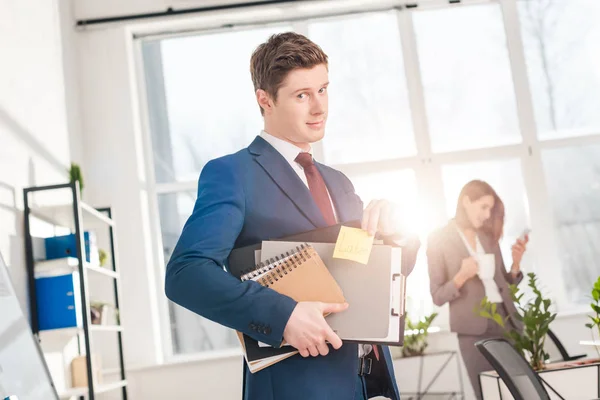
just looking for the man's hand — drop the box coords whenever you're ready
[283,302,348,357]
[361,199,397,236]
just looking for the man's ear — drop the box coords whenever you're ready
[256,89,273,114]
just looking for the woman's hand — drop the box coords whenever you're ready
[453,256,478,289]
[511,235,529,273]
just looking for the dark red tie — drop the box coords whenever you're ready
[295,153,336,226]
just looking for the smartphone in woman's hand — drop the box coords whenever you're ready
[519,228,531,241]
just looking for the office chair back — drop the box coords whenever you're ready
[476,338,551,400]
[546,329,586,362]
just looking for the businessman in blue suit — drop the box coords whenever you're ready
[166,32,411,399]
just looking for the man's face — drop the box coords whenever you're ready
[259,64,329,148]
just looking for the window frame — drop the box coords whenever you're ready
[132,0,600,361]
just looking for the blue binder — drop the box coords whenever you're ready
[44,232,97,263]
[35,272,82,330]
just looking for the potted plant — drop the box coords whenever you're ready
[68,162,85,196]
[401,312,438,357]
[585,276,600,357]
[476,272,556,370]
[90,301,119,325]
[98,249,108,267]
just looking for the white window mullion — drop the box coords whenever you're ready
[538,132,600,150]
[333,157,421,177]
[396,7,447,227]
[155,181,199,194]
[132,37,175,363]
[500,0,567,307]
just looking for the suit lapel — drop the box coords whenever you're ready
[248,136,327,228]
[447,220,471,263]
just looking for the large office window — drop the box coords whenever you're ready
[308,12,416,164]
[414,4,521,153]
[518,0,600,139]
[139,1,600,358]
[540,144,600,304]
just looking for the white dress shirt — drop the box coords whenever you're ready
[456,227,503,303]
[474,236,503,303]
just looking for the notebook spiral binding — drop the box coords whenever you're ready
[240,243,312,287]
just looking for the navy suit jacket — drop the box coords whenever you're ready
[165,136,400,400]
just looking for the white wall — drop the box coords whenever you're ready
[0,0,74,315]
[77,25,164,370]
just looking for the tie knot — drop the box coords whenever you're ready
[295,152,314,168]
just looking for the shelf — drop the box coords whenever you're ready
[86,264,119,279]
[58,380,127,399]
[90,325,123,333]
[34,257,119,279]
[29,203,114,230]
[39,325,123,339]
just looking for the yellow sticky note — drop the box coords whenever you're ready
[332,226,374,265]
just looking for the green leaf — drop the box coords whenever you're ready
[479,311,492,319]
[592,304,600,314]
[491,303,497,315]
[493,313,505,328]
[586,323,594,329]
[543,299,551,310]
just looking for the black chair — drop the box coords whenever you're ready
[547,329,587,362]
[475,338,551,400]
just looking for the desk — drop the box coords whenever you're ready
[581,340,600,348]
[480,359,600,400]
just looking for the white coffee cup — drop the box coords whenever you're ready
[476,254,495,280]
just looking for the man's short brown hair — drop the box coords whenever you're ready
[250,32,328,114]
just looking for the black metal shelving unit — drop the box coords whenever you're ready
[23,182,127,400]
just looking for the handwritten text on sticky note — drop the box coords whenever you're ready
[332,226,374,265]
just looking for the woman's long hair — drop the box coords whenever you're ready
[455,180,505,242]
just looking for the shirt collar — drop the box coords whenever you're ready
[260,130,312,164]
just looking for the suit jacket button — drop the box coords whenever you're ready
[264,327,271,335]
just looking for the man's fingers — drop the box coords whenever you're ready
[362,200,376,231]
[317,341,329,356]
[324,326,343,350]
[321,302,349,314]
[308,345,319,357]
[379,202,393,234]
[299,348,310,358]
[368,203,381,236]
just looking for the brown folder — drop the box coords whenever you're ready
[242,244,346,304]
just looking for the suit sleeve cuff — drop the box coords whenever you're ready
[250,294,297,348]
[447,279,462,301]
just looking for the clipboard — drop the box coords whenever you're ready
[227,221,413,346]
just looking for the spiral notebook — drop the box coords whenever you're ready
[237,244,346,373]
